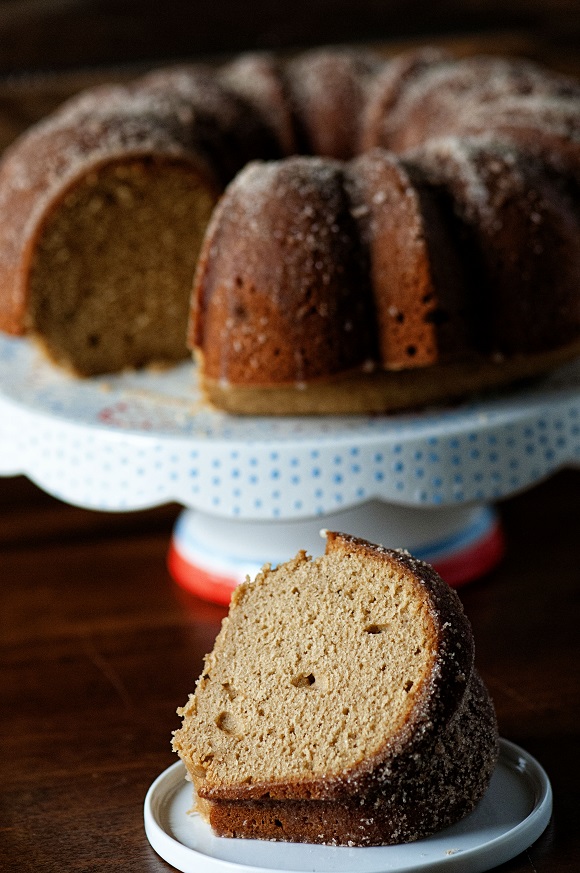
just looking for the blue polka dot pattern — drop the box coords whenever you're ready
[0,335,579,517]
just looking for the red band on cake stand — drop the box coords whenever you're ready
[168,545,240,606]
[431,518,505,587]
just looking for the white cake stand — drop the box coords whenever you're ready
[1,334,579,602]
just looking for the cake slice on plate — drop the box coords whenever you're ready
[172,531,498,846]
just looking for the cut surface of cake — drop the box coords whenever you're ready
[172,532,498,846]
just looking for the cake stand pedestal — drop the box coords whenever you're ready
[1,335,578,603]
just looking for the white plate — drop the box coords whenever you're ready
[144,738,552,873]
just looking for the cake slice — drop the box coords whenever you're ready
[172,532,498,846]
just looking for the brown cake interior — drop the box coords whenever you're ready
[174,547,438,799]
[26,157,217,376]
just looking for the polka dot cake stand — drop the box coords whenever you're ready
[1,334,579,602]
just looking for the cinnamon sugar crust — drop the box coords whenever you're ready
[191,157,377,385]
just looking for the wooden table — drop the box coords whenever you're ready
[1,467,579,872]
[1,31,579,873]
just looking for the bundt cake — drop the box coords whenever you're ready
[0,46,579,411]
[172,531,499,846]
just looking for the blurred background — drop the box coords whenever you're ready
[0,0,580,76]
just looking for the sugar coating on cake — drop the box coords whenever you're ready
[406,135,580,355]
[191,156,376,385]
[173,532,498,846]
[365,53,580,155]
[346,148,471,369]
[286,47,384,160]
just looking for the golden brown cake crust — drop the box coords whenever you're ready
[405,136,580,357]
[286,47,384,160]
[191,157,377,384]
[363,53,580,158]
[346,148,471,369]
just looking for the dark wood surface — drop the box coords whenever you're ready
[1,470,579,872]
[0,25,579,873]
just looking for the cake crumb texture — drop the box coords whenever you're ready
[173,532,498,845]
